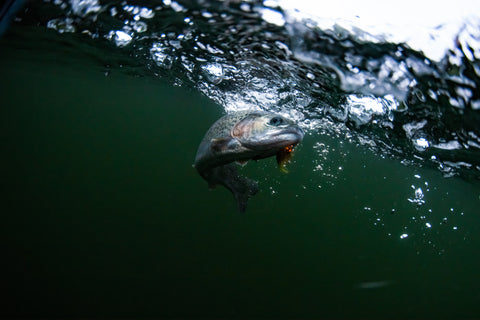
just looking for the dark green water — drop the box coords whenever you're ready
[1,27,480,320]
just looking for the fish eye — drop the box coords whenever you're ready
[269,116,284,126]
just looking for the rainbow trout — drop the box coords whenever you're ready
[194,111,304,212]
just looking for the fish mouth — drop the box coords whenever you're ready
[241,126,304,151]
[270,127,305,149]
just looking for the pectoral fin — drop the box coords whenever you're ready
[210,137,234,152]
[236,160,249,166]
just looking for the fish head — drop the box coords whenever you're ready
[231,112,304,154]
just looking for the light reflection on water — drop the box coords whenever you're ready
[7,0,479,245]
[39,1,480,170]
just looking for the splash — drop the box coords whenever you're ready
[10,0,480,180]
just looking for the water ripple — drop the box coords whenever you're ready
[13,0,480,180]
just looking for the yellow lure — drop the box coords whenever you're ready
[276,144,295,173]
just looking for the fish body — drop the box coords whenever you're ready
[194,111,304,212]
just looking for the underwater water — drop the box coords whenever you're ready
[1,0,479,319]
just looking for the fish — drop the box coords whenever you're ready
[194,111,304,212]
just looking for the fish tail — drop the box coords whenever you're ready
[202,164,259,213]
[232,175,259,213]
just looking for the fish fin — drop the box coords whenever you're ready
[233,176,259,213]
[203,164,259,213]
[236,160,249,166]
[210,137,238,152]
[221,164,259,212]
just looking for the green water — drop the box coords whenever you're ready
[1,31,480,319]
